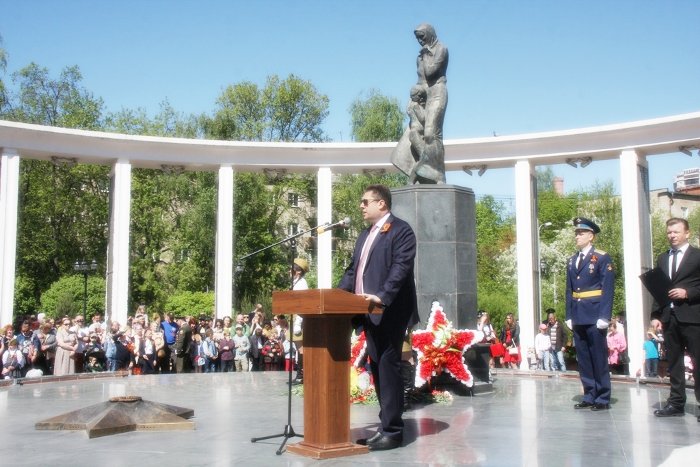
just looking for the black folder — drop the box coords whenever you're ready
[639,267,672,306]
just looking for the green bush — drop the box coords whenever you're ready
[164,291,215,318]
[40,274,106,320]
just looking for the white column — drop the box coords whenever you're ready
[105,159,132,327]
[514,160,537,369]
[316,168,333,288]
[619,149,652,377]
[0,149,20,326]
[215,164,234,318]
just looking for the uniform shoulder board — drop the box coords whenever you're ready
[596,249,607,255]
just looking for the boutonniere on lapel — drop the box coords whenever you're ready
[590,255,598,263]
[380,223,391,234]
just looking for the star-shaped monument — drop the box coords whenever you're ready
[36,396,194,438]
[412,303,483,388]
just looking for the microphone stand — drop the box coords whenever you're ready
[246,221,337,455]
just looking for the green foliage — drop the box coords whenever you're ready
[330,173,408,284]
[233,173,292,308]
[13,274,39,317]
[128,169,217,312]
[203,74,329,142]
[107,102,217,312]
[1,63,104,129]
[536,167,556,192]
[0,34,7,111]
[104,99,200,137]
[164,291,215,319]
[16,157,110,309]
[475,195,514,299]
[478,181,628,331]
[40,275,106,320]
[349,89,404,142]
[1,63,109,313]
[536,191,577,241]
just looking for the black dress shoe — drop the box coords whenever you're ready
[591,403,610,411]
[654,404,685,417]
[356,432,382,446]
[574,401,594,409]
[367,434,402,451]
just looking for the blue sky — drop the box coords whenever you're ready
[2,0,700,203]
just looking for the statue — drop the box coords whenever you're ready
[391,23,448,184]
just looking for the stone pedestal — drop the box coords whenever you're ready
[392,185,477,329]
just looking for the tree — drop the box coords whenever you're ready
[1,63,103,129]
[349,89,404,142]
[536,166,556,192]
[203,74,329,142]
[104,99,200,138]
[105,103,216,312]
[203,74,330,309]
[164,291,215,319]
[40,275,106,320]
[474,195,516,328]
[0,34,7,111]
[0,63,109,315]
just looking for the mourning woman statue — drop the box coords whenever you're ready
[391,23,448,184]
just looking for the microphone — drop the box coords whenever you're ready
[316,217,351,235]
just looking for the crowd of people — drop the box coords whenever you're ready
[474,306,696,383]
[0,305,304,380]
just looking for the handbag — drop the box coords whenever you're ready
[619,351,630,364]
[508,344,519,356]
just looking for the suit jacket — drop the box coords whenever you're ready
[338,214,419,329]
[565,247,615,325]
[651,245,700,324]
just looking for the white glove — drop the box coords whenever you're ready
[596,319,609,330]
[565,319,572,329]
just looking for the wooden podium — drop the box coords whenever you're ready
[272,288,381,459]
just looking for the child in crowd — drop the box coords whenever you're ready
[534,324,552,370]
[643,327,660,378]
[233,325,250,372]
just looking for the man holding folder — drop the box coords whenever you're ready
[651,218,700,421]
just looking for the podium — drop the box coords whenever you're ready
[272,288,381,459]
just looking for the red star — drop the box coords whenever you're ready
[412,304,483,388]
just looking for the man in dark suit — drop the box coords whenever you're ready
[651,217,700,421]
[565,217,615,411]
[338,184,419,451]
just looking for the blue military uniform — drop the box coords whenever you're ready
[566,217,615,409]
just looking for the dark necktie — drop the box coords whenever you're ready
[671,249,679,280]
[576,252,584,271]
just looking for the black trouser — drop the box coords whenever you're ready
[663,315,700,407]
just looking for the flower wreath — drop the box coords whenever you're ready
[411,303,483,388]
[350,330,368,370]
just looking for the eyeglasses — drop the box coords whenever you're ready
[360,198,380,207]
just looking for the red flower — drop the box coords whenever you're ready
[350,331,368,369]
[380,223,391,234]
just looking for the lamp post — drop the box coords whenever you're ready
[537,222,552,320]
[73,260,98,317]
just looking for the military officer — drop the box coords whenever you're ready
[566,217,615,411]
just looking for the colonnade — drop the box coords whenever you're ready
[2,112,700,376]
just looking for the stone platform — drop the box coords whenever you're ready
[0,370,698,466]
